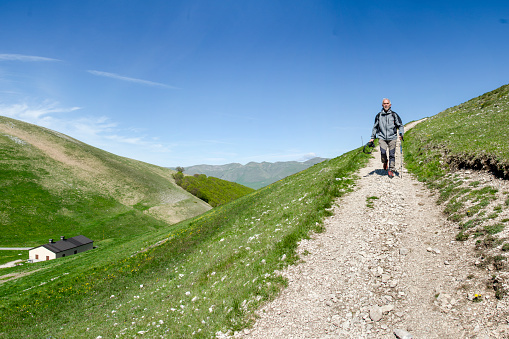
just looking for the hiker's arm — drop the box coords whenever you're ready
[396,114,404,140]
[370,115,379,142]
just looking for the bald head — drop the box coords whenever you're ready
[382,98,391,112]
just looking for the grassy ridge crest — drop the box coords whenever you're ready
[173,172,255,207]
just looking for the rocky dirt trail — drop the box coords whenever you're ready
[237,125,509,338]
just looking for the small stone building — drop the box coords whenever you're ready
[29,235,93,262]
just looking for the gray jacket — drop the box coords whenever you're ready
[370,109,404,141]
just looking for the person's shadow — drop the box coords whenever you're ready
[366,169,401,177]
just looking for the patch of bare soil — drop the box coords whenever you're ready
[0,123,105,175]
[0,269,43,285]
[235,122,509,338]
[0,121,149,206]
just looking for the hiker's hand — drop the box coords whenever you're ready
[369,139,374,143]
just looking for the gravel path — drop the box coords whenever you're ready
[238,133,509,338]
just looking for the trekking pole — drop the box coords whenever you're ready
[400,137,404,178]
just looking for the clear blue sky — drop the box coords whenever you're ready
[1,1,508,167]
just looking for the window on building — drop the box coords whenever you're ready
[35,254,39,260]
[62,254,65,257]
[74,250,77,254]
[46,256,49,261]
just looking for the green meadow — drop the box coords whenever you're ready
[173,171,255,207]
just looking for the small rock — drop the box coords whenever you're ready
[369,306,383,322]
[444,260,450,265]
[437,293,451,304]
[394,328,414,338]
[399,248,409,255]
[380,304,394,314]
[331,314,341,327]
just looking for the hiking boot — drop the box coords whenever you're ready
[388,170,394,178]
[383,161,388,170]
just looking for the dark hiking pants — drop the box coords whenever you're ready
[379,139,397,171]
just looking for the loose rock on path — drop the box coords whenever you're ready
[237,130,509,338]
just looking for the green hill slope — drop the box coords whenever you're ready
[173,172,255,207]
[0,116,211,247]
[406,83,509,179]
[0,142,370,337]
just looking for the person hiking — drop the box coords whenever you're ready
[369,98,404,178]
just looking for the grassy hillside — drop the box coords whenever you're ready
[173,172,255,207]
[404,83,509,296]
[0,145,370,337]
[183,158,328,189]
[0,116,211,248]
[406,84,509,179]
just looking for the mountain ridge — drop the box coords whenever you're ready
[180,157,328,189]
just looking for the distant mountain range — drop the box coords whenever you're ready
[180,157,328,189]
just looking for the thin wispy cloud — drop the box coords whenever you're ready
[0,101,172,159]
[105,134,171,152]
[0,101,80,121]
[87,70,177,89]
[0,54,61,62]
[203,139,233,145]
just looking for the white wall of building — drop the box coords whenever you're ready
[29,247,56,262]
